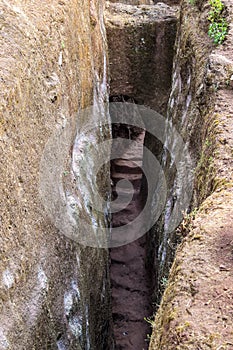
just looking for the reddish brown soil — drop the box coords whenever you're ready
[110,125,152,349]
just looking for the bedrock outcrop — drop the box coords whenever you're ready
[0,1,113,349]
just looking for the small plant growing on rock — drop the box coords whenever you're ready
[208,0,228,45]
[176,208,198,238]
[144,316,155,326]
[160,276,168,289]
[188,0,196,5]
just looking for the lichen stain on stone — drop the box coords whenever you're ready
[0,329,9,350]
[2,270,14,289]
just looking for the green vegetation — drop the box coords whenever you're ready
[208,0,228,45]
[176,208,198,239]
[144,316,155,326]
[188,0,196,5]
[160,276,168,289]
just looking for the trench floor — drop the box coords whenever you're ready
[110,126,152,350]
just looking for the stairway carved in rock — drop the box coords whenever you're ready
[110,124,152,350]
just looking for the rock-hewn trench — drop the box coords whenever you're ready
[106,2,178,348]
[2,0,233,349]
[107,0,233,348]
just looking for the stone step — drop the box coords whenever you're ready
[112,179,142,193]
[112,163,143,175]
[111,172,142,181]
[110,200,139,213]
[111,190,140,205]
[112,212,139,227]
[113,159,142,168]
[112,188,140,200]
[111,201,143,225]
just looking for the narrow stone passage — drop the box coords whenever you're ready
[110,123,152,350]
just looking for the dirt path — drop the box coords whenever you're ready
[110,125,152,350]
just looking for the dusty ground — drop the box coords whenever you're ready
[150,190,233,349]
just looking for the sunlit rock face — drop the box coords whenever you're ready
[0,0,113,349]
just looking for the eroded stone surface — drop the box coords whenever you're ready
[149,0,233,348]
[0,1,113,349]
[105,2,178,114]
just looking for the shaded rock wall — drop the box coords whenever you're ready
[146,0,213,304]
[105,2,177,114]
[105,0,178,318]
[149,0,233,348]
[0,1,113,349]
